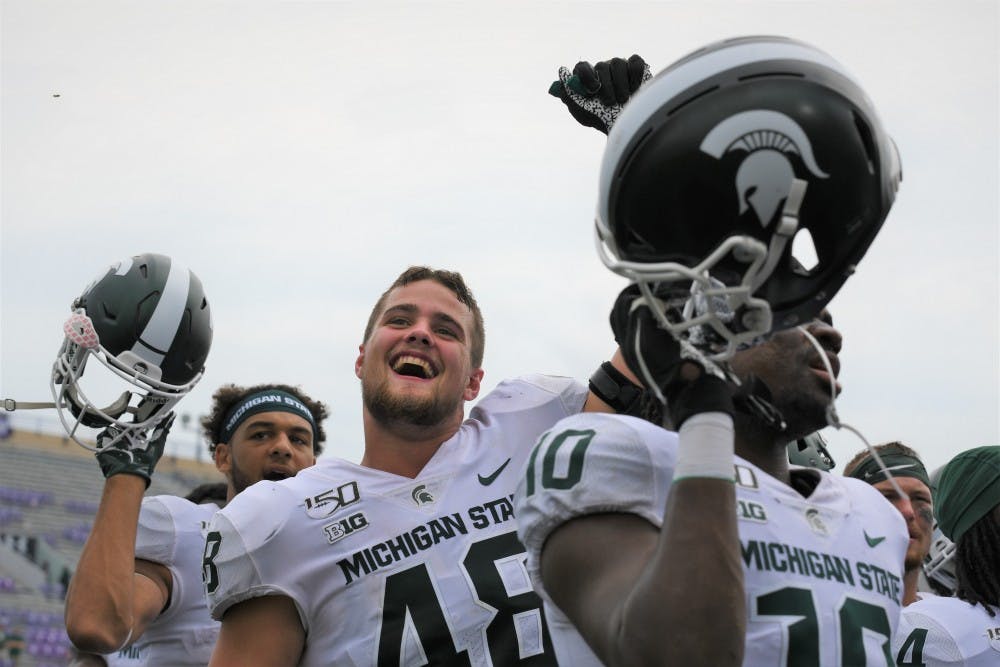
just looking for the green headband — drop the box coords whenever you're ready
[220,390,317,444]
[846,446,930,489]
[935,446,1000,543]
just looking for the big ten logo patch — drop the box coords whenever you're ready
[325,512,369,544]
[738,499,768,523]
[305,481,361,519]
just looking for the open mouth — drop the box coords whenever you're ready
[391,354,437,379]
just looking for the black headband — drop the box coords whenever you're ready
[847,447,930,489]
[219,390,317,444]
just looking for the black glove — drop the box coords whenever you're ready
[96,412,174,486]
[549,54,651,134]
[610,285,734,428]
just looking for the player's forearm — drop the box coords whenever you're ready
[618,479,745,666]
[68,650,109,667]
[65,474,146,653]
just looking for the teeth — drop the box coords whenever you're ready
[393,355,435,378]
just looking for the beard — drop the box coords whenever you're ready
[362,372,460,429]
[769,386,831,440]
[904,545,925,572]
[229,457,255,495]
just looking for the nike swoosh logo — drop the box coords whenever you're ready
[864,463,915,479]
[864,530,886,548]
[478,458,512,486]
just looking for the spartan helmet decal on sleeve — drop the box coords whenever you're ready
[50,253,213,450]
[595,35,901,360]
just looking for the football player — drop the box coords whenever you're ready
[204,265,643,666]
[516,36,907,665]
[65,376,328,666]
[893,446,1000,666]
[844,442,935,605]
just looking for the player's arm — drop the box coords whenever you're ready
[65,419,173,654]
[64,476,171,653]
[542,468,742,666]
[68,650,109,666]
[544,287,744,665]
[209,596,305,667]
[547,56,650,417]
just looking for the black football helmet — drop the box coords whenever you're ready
[50,253,212,449]
[596,35,901,360]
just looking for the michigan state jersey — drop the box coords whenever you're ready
[516,412,909,666]
[103,644,145,667]
[205,375,588,666]
[893,595,1000,666]
[133,495,220,666]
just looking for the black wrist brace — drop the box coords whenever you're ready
[589,361,644,416]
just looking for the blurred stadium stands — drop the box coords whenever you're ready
[0,428,221,666]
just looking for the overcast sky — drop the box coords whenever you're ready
[1,1,997,474]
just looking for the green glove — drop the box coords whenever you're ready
[96,412,174,486]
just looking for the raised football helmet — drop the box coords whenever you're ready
[596,35,901,360]
[787,431,836,471]
[50,253,212,450]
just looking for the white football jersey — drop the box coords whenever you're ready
[893,595,1000,666]
[516,412,909,666]
[133,495,220,666]
[206,375,588,666]
[102,644,145,667]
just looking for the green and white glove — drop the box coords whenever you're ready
[96,412,174,487]
[549,54,652,134]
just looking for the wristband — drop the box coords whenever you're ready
[589,361,644,415]
[674,412,735,481]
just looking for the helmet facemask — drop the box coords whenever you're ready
[50,309,202,451]
[922,524,957,594]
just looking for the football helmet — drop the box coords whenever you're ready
[596,35,901,360]
[922,464,957,594]
[787,431,836,471]
[50,253,212,450]
[923,524,957,594]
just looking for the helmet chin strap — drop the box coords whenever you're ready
[63,384,133,427]
[2,397,57,411]
[750,178,807,294]
[796,325,909,501]
[732,377,787,433]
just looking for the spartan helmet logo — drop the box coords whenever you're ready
[700,110,829,227]
[804,508,830,537]
[411,484,434,506]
